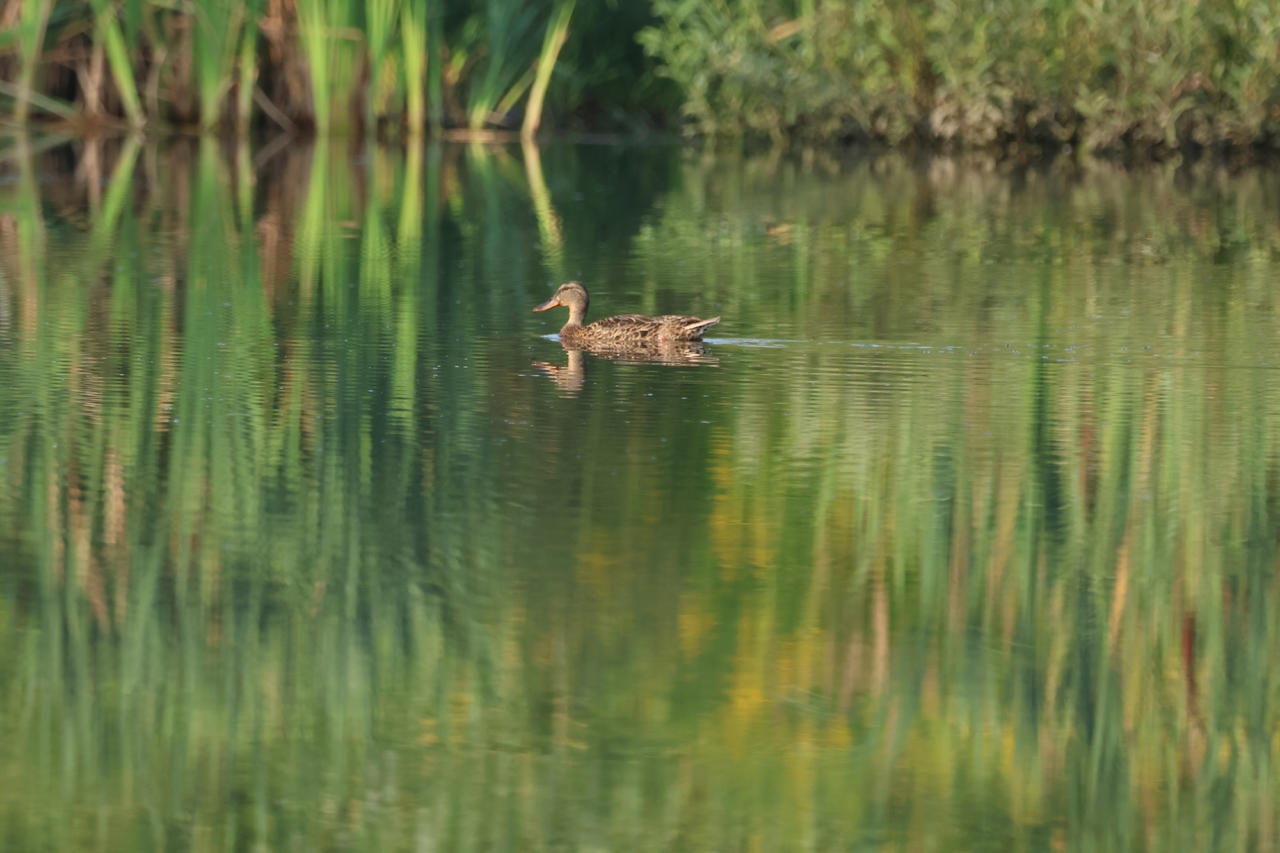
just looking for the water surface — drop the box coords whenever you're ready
[2,138,1280,850]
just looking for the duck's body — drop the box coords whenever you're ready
[532,282,719,346]
[559,312,721,347]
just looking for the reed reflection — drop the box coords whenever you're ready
[2,136,1280,851]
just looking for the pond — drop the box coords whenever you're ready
[2,137,1279,850]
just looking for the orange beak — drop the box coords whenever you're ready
[532,296,561,312]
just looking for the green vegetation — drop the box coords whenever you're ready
[4,0,1280,150]
[0,0,665,135]
[641,0,1280,153]
[3,140,1280,847]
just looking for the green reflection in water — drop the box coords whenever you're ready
[2,138,1280,851]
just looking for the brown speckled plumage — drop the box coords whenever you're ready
[532,281,720,346]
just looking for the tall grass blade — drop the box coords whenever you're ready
[365,0,400,127]
[88,0,145,127]
[0,80,78,122]
[466,0,537,130]
[13,0,54,124]
[235,18,257,129]
[426,0,443,129]
[296,0,330,133]
[192,0,247,129]
[522,0,574,141]
[400,0,426,132]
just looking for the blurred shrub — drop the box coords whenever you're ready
[640,0,1280,153]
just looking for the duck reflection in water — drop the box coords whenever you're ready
[534,341,717,395]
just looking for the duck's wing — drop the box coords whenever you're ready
[593,314,660,327]
[657,314,720,341]
[675,315,720,337]
[587,314,667,339]
[585,313,721,343]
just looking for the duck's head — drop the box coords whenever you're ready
[532,281,589,318]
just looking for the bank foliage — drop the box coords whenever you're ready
[2,0,1280,151]
[640,0,1280,153]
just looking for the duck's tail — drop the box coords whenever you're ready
[683,316,721,338]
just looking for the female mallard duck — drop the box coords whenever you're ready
[532,281,720,346]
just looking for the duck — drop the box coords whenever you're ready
[532,281,720,347]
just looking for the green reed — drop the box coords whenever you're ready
[4,140,1280,848]
[462,0,537,131]
[6,0,55,123]
[2,0,586,135]
[522,0,573,141]
[190,0,244,129]
[87,0,145,126]
[399,0,428,131]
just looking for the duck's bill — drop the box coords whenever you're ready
[531,297,560,312]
